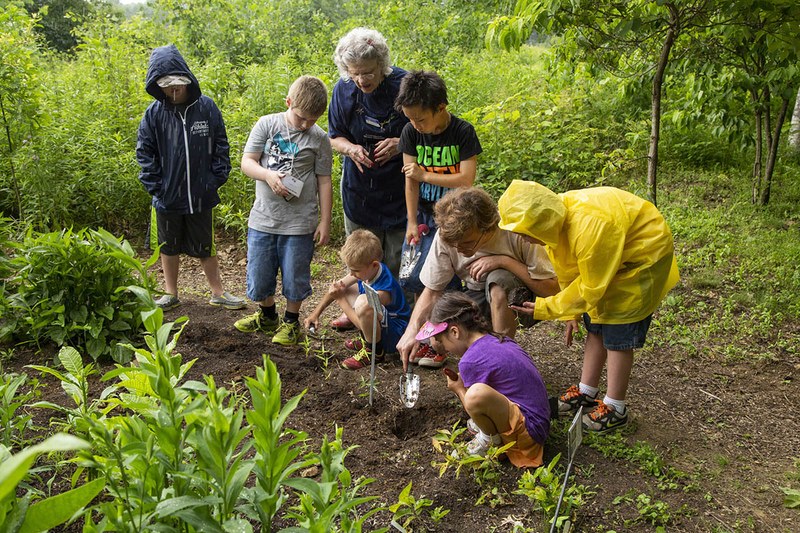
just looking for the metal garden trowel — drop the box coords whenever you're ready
[399,368,420,408]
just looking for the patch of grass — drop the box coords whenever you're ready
[586,432,690,491]
[648,165,800,363]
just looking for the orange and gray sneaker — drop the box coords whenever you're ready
[341,347,384,370]
[581,401,628,434]
[557,385,599,416]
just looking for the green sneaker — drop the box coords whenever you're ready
[234,311,279,333]
[272,321,300,346]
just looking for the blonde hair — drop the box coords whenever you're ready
[333,27,393,81]
[434,187,501,245]
[287,75,328,116]
[340,229,383,267]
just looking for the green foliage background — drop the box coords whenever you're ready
[0,0,799,352]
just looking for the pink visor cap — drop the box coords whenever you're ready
[415,321,448,341]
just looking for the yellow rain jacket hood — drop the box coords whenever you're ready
[498,180,679,324]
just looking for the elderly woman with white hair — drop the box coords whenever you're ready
[327,27,410,330]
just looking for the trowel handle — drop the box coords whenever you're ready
[442,367,458,380]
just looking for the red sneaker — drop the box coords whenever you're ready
[341,347,384,370]
[414,344,446,369]
[330,313,356,331]
[344,338,363,351]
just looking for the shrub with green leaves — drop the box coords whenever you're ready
[3,227,157,362]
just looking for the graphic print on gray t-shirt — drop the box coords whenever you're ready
[243,113,332,235]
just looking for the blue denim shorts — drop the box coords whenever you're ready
[373,302,408,353]
[246,228,314,303]
[583,313,653,351]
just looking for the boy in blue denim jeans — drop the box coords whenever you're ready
[304,229,410,369]
[234,76,333,345]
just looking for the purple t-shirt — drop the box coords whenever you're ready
[458,335,550,444]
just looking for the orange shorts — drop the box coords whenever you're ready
[500,399,544,468]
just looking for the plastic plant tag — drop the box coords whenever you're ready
[399,370,420,408]
[282,174,304,199]
[568,406,583,461]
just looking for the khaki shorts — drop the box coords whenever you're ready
[500,398,544,468]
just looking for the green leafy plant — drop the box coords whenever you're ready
[585,432,688,490]
[612,491,672,528]
[388,481,447,531]
[431,422,513,506]
[515,453,590,531]
[0,434,105,533]
[783,488,800,509]
[244,355,309,530]
[782,458,800,509]
[0,372,40,450]
[283,426,385,532]
[4,227,158,361]
[28,346,105,431]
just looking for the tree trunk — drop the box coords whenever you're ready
[760,95,790,205]
[790,86,800,151]
[751,89,763,205]
[0,94,22,219]
[647,3,679,207]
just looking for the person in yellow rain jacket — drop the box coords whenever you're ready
[498,180,679,434]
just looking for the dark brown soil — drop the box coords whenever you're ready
[8,239,800,532]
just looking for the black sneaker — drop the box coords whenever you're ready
[581,401,628,434]
[557,385,599,416]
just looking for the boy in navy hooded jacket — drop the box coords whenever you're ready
[137,44,243,311]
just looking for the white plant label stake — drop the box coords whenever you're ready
[551,406,584,533]
[362,283,382,407]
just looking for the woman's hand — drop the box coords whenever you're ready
[373,137,400,166]
[348,144,373,173]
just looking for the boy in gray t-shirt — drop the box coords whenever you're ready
[234,76,333,346]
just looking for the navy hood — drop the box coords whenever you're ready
[145,44,201,103]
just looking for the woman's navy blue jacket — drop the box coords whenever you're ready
[136,45,230,214]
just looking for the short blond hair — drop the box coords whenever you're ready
[287,75,328,116]
[434,187,501,245]
[340,229,383,267]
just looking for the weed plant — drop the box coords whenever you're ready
[388,481,449,531]
[2,228,158,362]
[585,432,689,491]
[431,422,514,506]
[515,453,591,532]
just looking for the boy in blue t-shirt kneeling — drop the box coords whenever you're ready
[304,229,411,370]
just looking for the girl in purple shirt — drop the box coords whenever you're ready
[416,291,550,467]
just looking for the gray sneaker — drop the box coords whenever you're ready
[155,294,181,310]
[209,291,246,310]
